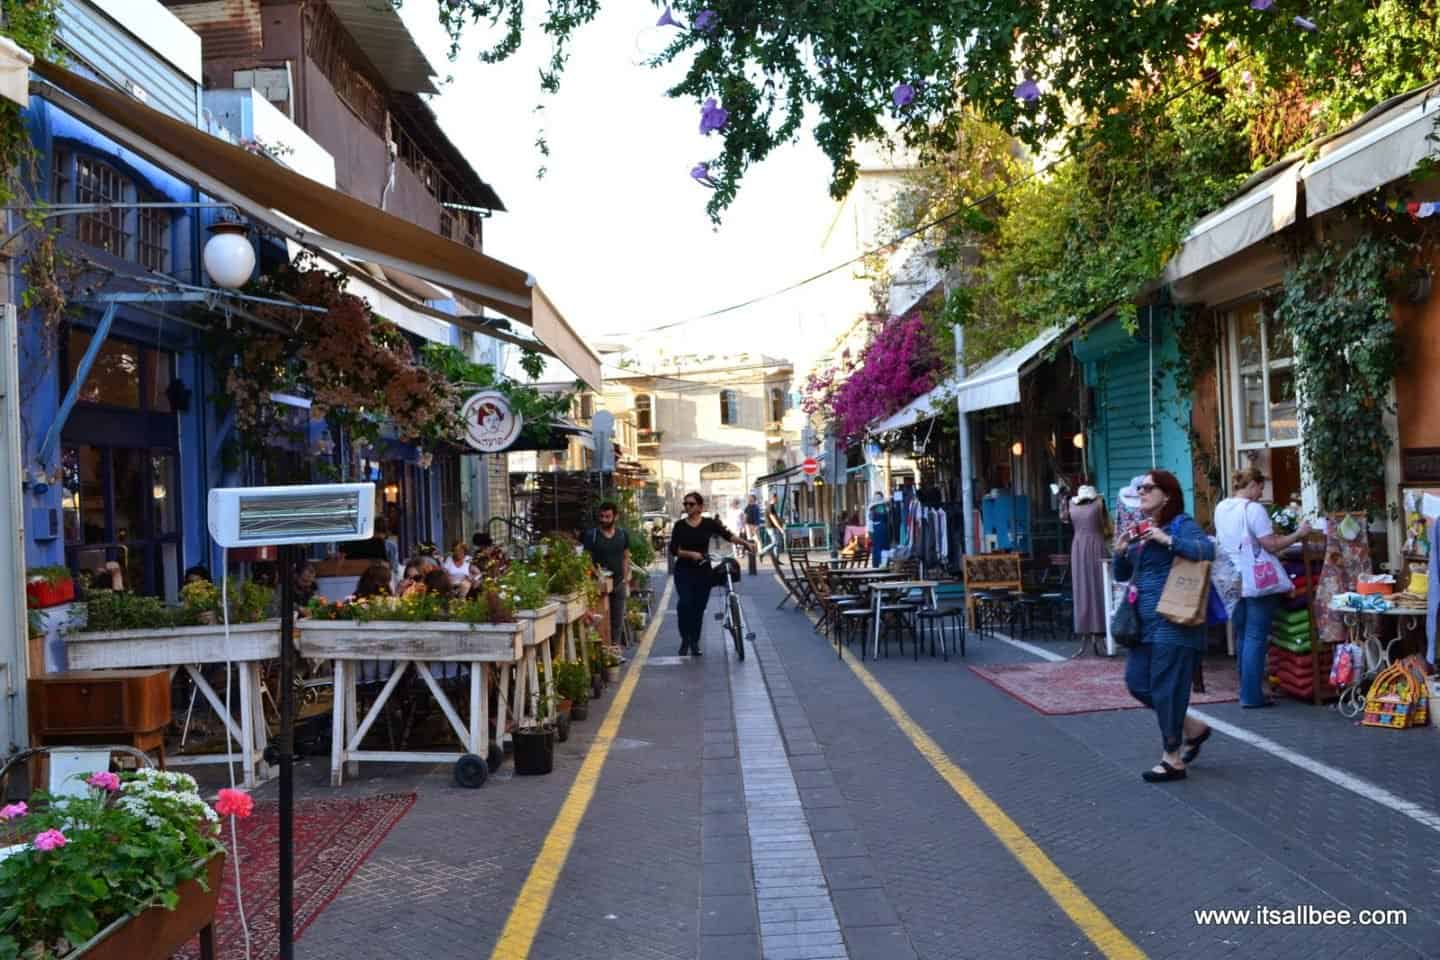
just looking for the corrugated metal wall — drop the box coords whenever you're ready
[58,0,200,124]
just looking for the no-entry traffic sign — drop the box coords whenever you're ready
[802,457,819,476]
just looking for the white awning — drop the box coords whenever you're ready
[1302,83,1440,217]
[1160,163,1299,284]
[955,324,1067,412]
[871,383,946,433]
[869,324,1069,433]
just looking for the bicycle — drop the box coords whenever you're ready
[710,553,755,660]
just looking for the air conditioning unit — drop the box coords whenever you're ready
[207,483,375,548]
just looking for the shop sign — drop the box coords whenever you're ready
[1402,447,1440,483]
[461,391,523,453]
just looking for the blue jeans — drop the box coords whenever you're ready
[1126,642,1198,752]
[673,564,713,653]
[1232,594,1282,706]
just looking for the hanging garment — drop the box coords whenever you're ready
[1427,518,1437,664]
[1312,516,1373,648]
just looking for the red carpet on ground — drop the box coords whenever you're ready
[175,792,415,960]
[968,657,1239,716]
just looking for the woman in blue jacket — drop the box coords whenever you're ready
[1113,470,1215,783]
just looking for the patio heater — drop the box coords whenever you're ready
[208,483,376,960]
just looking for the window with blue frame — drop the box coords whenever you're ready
[52,149,172,274]
[719,388,740,426]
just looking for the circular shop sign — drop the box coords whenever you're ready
[461,391,523,453]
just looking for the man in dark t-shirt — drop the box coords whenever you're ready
[584,502,631,646]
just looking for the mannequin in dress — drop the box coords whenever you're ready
[1068,484,1109,656]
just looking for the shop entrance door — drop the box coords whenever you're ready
[63,445,181,600]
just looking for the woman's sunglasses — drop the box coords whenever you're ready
[683,500,699,507]
[1137,483,1158,493]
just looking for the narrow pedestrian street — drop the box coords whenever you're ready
[286,568,1440,960]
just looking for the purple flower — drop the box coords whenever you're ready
[0,801,26,821]
[694,9,718,33]
[656,5,680,28]
[699,97,729,135]
[1015,78,1040,102]
[1249,0,1274,9]
[690,163,717,188]
[1292,15,1317,30]
[892,83,916,108]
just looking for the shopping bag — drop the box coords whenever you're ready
[1157,557,1212,626]
[1240,541,1293,597]
[1111,585,1141,648]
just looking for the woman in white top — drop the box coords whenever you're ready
[441,542,472,586]
[1213,466,1311,708]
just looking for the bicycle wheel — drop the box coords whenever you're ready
[728,592,745,660]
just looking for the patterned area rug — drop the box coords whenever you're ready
[175,792,416,959]
[969,657,1239,716]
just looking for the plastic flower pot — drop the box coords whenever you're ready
[570,702,589,722]
[513,727,555,776]
[605,666,620,683]
[26,578,74,609]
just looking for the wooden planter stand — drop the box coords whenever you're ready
[64,623,281,787]
[298,619,531,786]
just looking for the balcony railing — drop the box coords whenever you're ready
[637,429,663,446]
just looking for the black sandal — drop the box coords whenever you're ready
[1181,727,1212,765]
[1141,761,1187,783]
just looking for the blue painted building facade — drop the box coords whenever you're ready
[18,0,212,601]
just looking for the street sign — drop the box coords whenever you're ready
[802,457,819,476]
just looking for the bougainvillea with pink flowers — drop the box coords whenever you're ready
[802,312,941,446]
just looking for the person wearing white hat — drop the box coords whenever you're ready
[1067,484,1109,654]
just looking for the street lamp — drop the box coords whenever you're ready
[203,221,256,289]
[1072,432,1085,449]
[1011,441,1024,457]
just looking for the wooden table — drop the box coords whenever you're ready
[867,580,939,660]
[299,618,536,786]
[63,623,279,787]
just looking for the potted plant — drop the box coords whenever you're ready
[26,566,76,610]
[554,660,591,722]
[512,697,555,776]
[0,768,242,959]
[602,647,622,683]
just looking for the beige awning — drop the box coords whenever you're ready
[31,58,602,388]
[1161,163,1299,284]
[1302,82,1440,217]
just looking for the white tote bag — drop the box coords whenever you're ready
[1239,504,1293,598]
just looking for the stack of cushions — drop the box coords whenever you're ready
[1268,642,1334,700]
[1270,608,1313,653]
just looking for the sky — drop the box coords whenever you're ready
[396,0,855,363]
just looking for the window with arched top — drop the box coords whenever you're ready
[700,462,742,480]
[719,389,739,426]
[635,394,653,431]
[769,387,785,424]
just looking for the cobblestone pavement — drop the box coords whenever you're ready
[251,567,1440,959]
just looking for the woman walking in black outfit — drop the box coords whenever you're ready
[669,492,752,656]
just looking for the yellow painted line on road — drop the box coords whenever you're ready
[771,572,1145,960]
[489,576,674,960]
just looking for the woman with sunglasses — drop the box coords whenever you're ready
[669,491,752,656]
[1113,470,1215,783]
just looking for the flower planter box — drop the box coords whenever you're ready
[71,854,224,960]
[26,578,75,609]
[515,603,560,647]
[297,618,527,661]
[65,622,282,669]
[551,593,588,626]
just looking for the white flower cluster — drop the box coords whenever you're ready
[120,769,220,834]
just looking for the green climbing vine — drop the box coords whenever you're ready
[1276,231,1409,515]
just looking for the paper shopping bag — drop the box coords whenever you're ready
[1157,557,1212,627]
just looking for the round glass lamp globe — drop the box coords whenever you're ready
[203,226,255,289]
